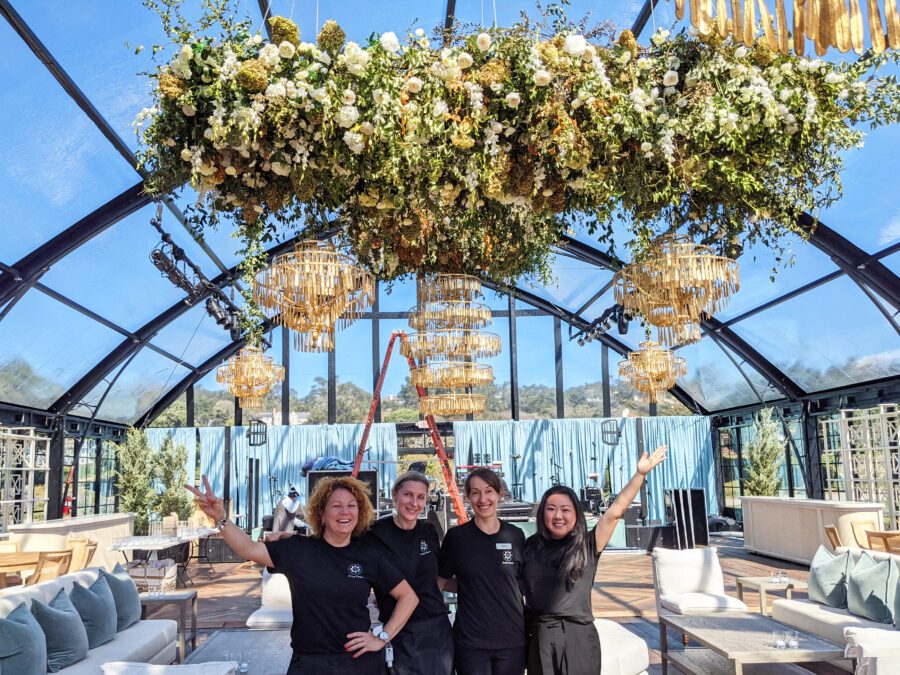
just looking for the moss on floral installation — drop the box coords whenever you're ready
[137,4,900,307]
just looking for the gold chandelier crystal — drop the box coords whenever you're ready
[216,346,285,409]
[618,341,687,403]
[418,392,487,417]
[254,240,375,352]
[613,235,739,347]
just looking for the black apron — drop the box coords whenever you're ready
[286,650,386,675]
[390,614,454,675]
[526,615,601,675]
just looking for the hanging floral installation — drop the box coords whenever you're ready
[136,1,900,345]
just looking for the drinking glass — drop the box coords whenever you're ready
[772,630,786,649]
[238,651,249,673]
[787,630,800,649]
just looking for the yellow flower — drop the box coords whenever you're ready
[236,59,269,92]
[158,72,187,99]
[269,16,300,47]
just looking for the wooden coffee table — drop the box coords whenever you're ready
[736,576,809,616]
[660,612,850,674]
[185,628,292,672]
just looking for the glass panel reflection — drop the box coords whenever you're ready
[150,301,234,368]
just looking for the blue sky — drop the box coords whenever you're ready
[0,0,897,423]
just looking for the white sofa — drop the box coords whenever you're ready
[771,547,900,671]
[246,570,649,675]
[0,568,177,673]
[651,547,748,617]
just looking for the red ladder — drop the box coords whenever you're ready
[351,330,468,523]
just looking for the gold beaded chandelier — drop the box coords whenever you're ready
[216,346,285,409]
[618,341,687,403]
[254,240,375,352]
[401,274,500,417]
[613,235,739,347]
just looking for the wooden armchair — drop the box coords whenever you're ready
[824,525,842,550]
[851,519,881,549]
[25,550,72,585]
[68,539,98,571]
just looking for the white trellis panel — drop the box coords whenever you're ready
[0,427,50,532]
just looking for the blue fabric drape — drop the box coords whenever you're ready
[198,427,226,495]
[145,427,197,489]
[453,417,717,519]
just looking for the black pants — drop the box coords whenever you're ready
[454,644,526,675]
[526,616,600,675]
[391,614,454,675]
[286,650,386,674]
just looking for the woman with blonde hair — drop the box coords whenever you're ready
[187,474,418,674]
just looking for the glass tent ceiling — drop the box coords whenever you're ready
[0,0,897,426]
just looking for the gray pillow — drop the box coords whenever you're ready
[0,602,47,675]
[847,552,899,624]
[808,545,851,608]
[31,588,89,672]
[71,574,117,648]
[101,563,142,631]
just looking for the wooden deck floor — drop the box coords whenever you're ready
[150,535,841,673]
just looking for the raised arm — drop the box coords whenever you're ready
[185,475,274,568]
[593,445,667,553]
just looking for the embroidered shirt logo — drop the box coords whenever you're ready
[420,540,430,555]
[348,563,364,578]
[502,550,514,564]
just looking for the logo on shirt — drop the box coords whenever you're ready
[502,550,514,564]
[420,539,431,556]
[347,562,364,579]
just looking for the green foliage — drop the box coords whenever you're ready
[744,407,785,497]
[117,428,158,535]
[154,435,195,520]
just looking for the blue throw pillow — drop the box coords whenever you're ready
[101,563,142,631]
[808,545,851,608]
[31,588,90,672]
[847,552,899,624]
[0,603,47,675]
[71,574,117,648]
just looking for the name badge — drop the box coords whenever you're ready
[496,543,512,550]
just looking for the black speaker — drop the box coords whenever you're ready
[622,502,643,525]
[307,470,379,509]
[624,524,677,551]
[664,488,708,548]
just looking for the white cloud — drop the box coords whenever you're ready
[878,213,900,247]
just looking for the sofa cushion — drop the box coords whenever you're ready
[71,574,118,648]
[772,598,889,646]
[809,546,851,609]
[0,602,47,675]
[31,587,90,672]
[659,592,748,614]
[101,564,142,631]
[246,605,293,629]
[101,662,236,675]
[848,552,899,624]
[652,547,725,596]
[61,619,178,674]
[594,618,649,675]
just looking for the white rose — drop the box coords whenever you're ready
[637,57,652,70]
[533,69,552,86]
[406,76,424,93]
[458,52,474,69]
[380,31,401,54]
[336,105,360,128]
[343,130,365,154]
[180,148,193,161]
[179,45,193,60]
[181,103,196,116]
[563,34,587,57]
[265,82,287,98]
[251,35,262,45]
[359,121,375,135]
[663,70,679,86]
[433,100,449,117]
[618,51,632,65]
[259,43,280,66]
[279,41,296,59]
[825,72,844,84]
[224,166,237,176]
[270,161,291,176]
[476,32,492,51]
[342,89,356,104]
[373,88,384,105]
[415,28,425,37]
[735,46,749,59]
[505,91,521,108]
[316,51,332,66]
[640,141,653,152]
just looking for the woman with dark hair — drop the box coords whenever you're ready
[369,470,453,675]
[438,467,527,675]
[186,474,418,674]
[521,445,667,675]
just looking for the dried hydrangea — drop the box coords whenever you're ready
[269,16,299,47]
[317,20,346,53]
[235,59,269,92]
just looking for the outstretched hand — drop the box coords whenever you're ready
[637,445,667,476]
[184,475,225,522]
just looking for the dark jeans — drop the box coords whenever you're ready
[391,614,454,675]
[286,650,385,674]
[453,644,526,675]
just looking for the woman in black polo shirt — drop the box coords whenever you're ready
[522,445,667,675]
[438,467,526,675]
[369,471,453,675]
[187,474,418,674]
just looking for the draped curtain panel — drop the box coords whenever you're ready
[453,417,717,518]
[145,427,198,493]
[198,427,226,496]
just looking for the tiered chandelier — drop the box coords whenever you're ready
[618,341,687,404]
[216,346,285,409]
[254,240,375,352]
[402,274,501,417]
[614,235,739,401]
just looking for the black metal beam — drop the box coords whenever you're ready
[327,347,336,425]
[721,270,843,328]
[371,283,382,423]
[186,384,195,427]
[508,294,520,421]
[601,344,612,417]
[553,317,565,419]
[631,0,664,38]
[281,325,290,424]
[443,0,457,40]
[0,183,149,307]
[799,214,900,311]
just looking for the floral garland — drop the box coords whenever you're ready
[136,6,899,342]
